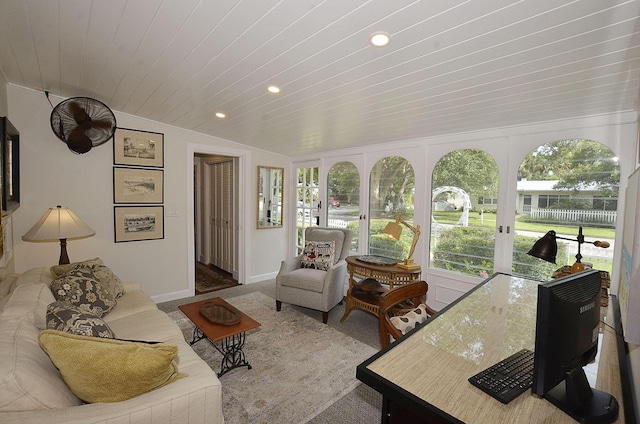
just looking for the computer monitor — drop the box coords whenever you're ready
[532,269,619,423]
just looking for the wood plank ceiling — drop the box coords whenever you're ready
[0,0,639,156]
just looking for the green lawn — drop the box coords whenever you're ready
[432,211,616,239]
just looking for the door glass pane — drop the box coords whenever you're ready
[296,166,319,254]
[514,139,619,279]
[368,156,415,260]
[430,149,499,278]
[327,161,360,251]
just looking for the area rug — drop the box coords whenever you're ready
[195,262,238,294]
[168,292,378,424]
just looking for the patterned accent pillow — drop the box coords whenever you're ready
[46,301,115,338]
[51,258,125,298]
[390,303,431,336]
[50,266,117,317]
[301,240,335,271]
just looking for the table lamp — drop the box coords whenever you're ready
[22,205,95,265]
[383,214,421,270]
[527,226,610,274]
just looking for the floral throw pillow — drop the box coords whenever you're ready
[51,258,125,298]
[301,240,335,271]
[50,265,117,317]
[46,300,115,338]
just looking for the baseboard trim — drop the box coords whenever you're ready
[152,288,193,304]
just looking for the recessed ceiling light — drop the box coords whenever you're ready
[215,112,226,118]
[370,32,390,47]
[267,85,281,94]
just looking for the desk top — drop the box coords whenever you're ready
[357,273,625,423]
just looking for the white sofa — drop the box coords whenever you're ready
[0,266,224,424]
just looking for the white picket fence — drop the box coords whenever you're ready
[328,218,348,228]
[529,208,617,223]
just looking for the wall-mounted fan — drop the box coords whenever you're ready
[49,95,117,154]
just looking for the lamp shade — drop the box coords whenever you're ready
[22,205,95,242]
[527,230,558,264]
[383,220,403,240]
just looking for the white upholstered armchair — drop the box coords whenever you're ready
[276,227,353,323]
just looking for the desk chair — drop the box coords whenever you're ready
[276,227,352,323]
[379,281,436,348]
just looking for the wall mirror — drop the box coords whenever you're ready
[257,166,283,229]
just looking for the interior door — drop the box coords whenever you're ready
[209,160,234,272]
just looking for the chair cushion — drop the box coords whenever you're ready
[301,240,335,271]
[306,228,345,264]
[279,268,328,293]
[38,330,187,403]
[390,303,430,335]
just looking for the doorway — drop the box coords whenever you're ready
[190,146,247,295]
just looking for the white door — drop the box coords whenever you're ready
[209,160,234,272]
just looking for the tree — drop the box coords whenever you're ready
[432,149,499,201]
[327,161,359,204]
[369,157,415,218]
[519,140,619,197]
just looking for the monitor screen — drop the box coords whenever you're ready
[532,269,618,422]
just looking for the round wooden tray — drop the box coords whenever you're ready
[199,301,241,326]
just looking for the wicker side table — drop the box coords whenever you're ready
[340,256,422,322]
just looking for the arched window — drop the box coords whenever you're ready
[513,139,619,279]
[368,156,415,260]
[430,149,499,277]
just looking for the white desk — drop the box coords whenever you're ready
[357,273,627,423]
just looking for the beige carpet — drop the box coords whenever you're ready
[169,292,378,424]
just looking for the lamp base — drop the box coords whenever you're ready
[571,261,585,274]
[397,259,421,270]
[59,238,70,265]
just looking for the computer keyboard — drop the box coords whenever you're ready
[468,348,535,404]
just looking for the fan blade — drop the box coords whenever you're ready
[90,119,114,129]
[67,127,93,154]
[68,101,93,129]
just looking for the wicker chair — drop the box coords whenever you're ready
[378,281,436,348]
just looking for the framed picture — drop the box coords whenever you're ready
[113,128,164,168]
[0,117,19,212]
[114,206,164,242]
[113,167,163,204]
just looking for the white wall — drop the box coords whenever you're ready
[7,84,289,301]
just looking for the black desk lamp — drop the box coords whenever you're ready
[527,226,610,274]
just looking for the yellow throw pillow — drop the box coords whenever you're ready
[38,330,187,403]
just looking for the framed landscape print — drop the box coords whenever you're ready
[113,167,163,204]
[114,205,164,242]
[113,128,164,168]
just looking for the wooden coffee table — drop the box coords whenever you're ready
[178,298,260,376]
